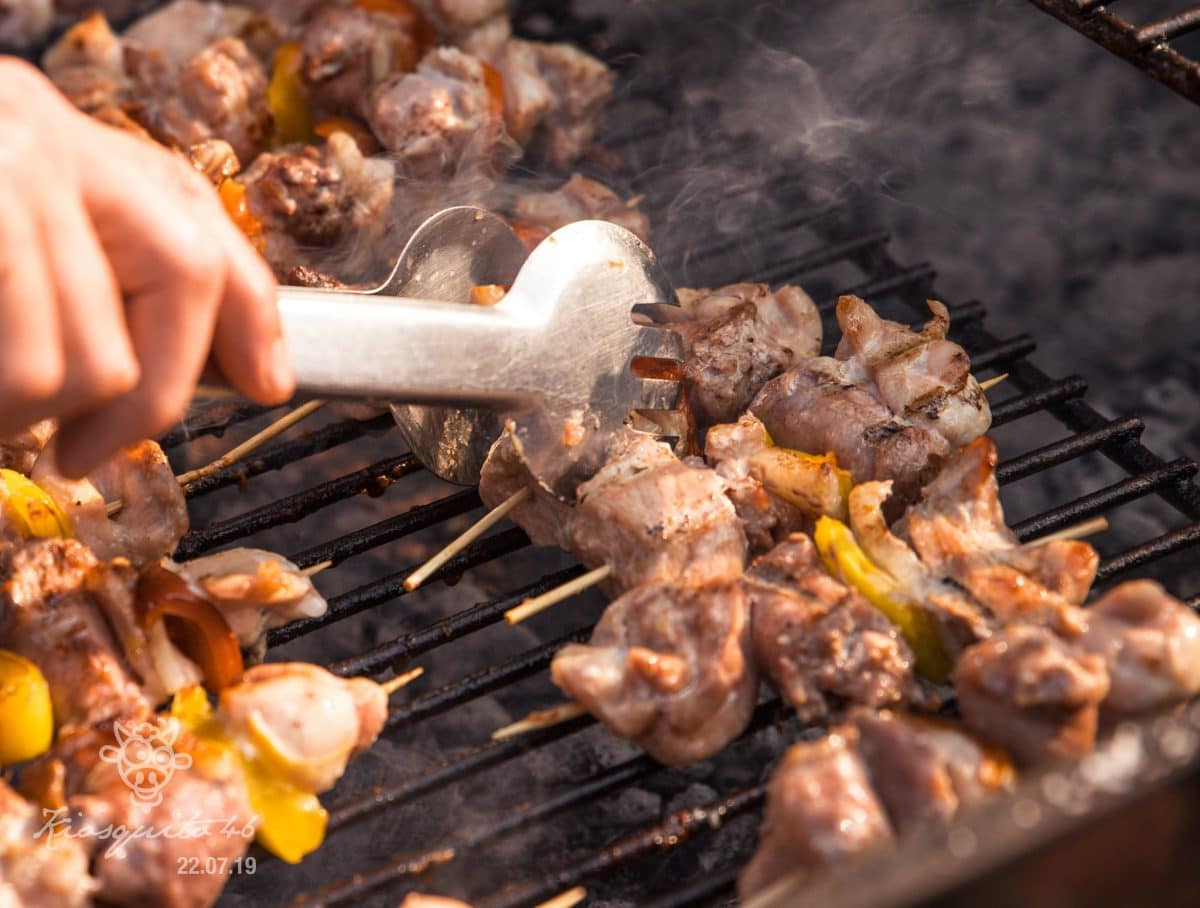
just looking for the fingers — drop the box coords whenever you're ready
[208,211,294,405]
[0,177,64,437]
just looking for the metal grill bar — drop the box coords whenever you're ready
[1025,0,1200,103]
[160,400,276,449]
[1095,522,1200,582]
[994,416,1145,484]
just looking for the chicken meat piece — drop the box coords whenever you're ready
[745,534,921,722]
[903,437,1099,609]
[41,11,126,115]
[953,625,1110,768]
[234,0,324,25]
[568,433,747,592]
[511,173,650,248]
[496,38,612,167]
[188,136,240,183]
[0,780,95,908]
[705,413,845,552]
[413,0,504,36]
[240,130,395,278]
[849,708,1014,835]
[121,0,283,69]
[0,0,52,48]
[86,557,205,704]
[32,438,188,567]
[478,423,573,549]
[0,539,152,728]
[30,720,256,908]
[848,480,995,661]
[668,283,821,428]
[453,11,508,61]
[365,46,511,178]
[551,580,758,765]
[738,728,893,898]
[1077,580,1200,714]
[297,3,430,118]
[0,419,54,474]
[835,296,991,447]
[169,548,327,654]
[218,662,387,793]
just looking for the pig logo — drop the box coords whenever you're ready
[98,718,192,806]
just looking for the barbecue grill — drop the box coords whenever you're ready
[29,0,1198,904]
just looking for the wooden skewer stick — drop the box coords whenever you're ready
[175,399,328,487]
[534,887,587,908]
[1032,515,1109,545]
[191,384,243,401]
[979,373,1009,393]
[505,564,613,625]
[492,702,588,741]
[405,487,532,592]
[300,560,332,578]
[106,500,123,517]
[382,666,424,696]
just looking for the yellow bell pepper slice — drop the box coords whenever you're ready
[0,469,72,539]
[0,649,54,765]
[171,686,327,863]
[746,447,852,521]
[267,42,313,146]
[814,516,952,682]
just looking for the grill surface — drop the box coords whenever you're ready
[1025,0,1200,102]
[114,3,1200,906]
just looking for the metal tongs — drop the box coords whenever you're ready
[276,207,683,500]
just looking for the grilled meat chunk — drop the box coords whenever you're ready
[168,548,328,653]
[953,625,1110,767]
[0,780,95,908]
[1078,580,1200,713]
[753,296,989,505]
[297,3,429,118]
[414,0,504,36]
[365,46,510,177]
[0,0,52,48]
[511,173,650,248]
[568,433,747,592]
[32,438,188,567]
[217,662,387,793]
[0,419,54,474]
[495,38,611,166]
[121,0,283,68]
[0,539,152,728]
[849,708,1014,835]
[671,283,821,428]
[41,11,128,117]
[739,728,893,897]
[478,423,573,549]
[239,130,395,277]
[903,437,1099,613]
[551,580,758,765]
[746,534,920,721]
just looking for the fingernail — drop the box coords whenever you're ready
[267,335,295,400]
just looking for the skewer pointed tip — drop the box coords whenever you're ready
[492,702,588,741]
[979,373,1009,393]
[382,666,424,696]
[534,887,587,908]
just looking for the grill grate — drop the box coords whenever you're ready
[112,5,1200,907]
[1025,0,1200,103]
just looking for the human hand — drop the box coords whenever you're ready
[0,57,294,477]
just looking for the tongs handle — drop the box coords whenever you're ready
[276,286,537,406]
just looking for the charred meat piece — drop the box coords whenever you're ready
[1078,580,1200,713]
[568,433,747,592]
[496,38,612,167]
[120,0,284,69]
[0,779,95,908]
[511,173,650,248]
[239,130,395,277]
[0,419,54,474]
[753,295,989,505]
[217,662,387,793]
[40,11,127,117]
[953,625,1110,768]
[673,283,821,428]
[849,708,1014,835]
[0,539,152,728]
[297,2,430,119]
[551,580,758,766]
[746,534,921,722]
[168,548,328,655]
[478,423,573,549]
[365,46,510,178]
[0,0,52,48]
[414,0,505,37]
[188,136,240,183]
[903,437,1099,612]
[32,438,188,567]
[738,728,893,898]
